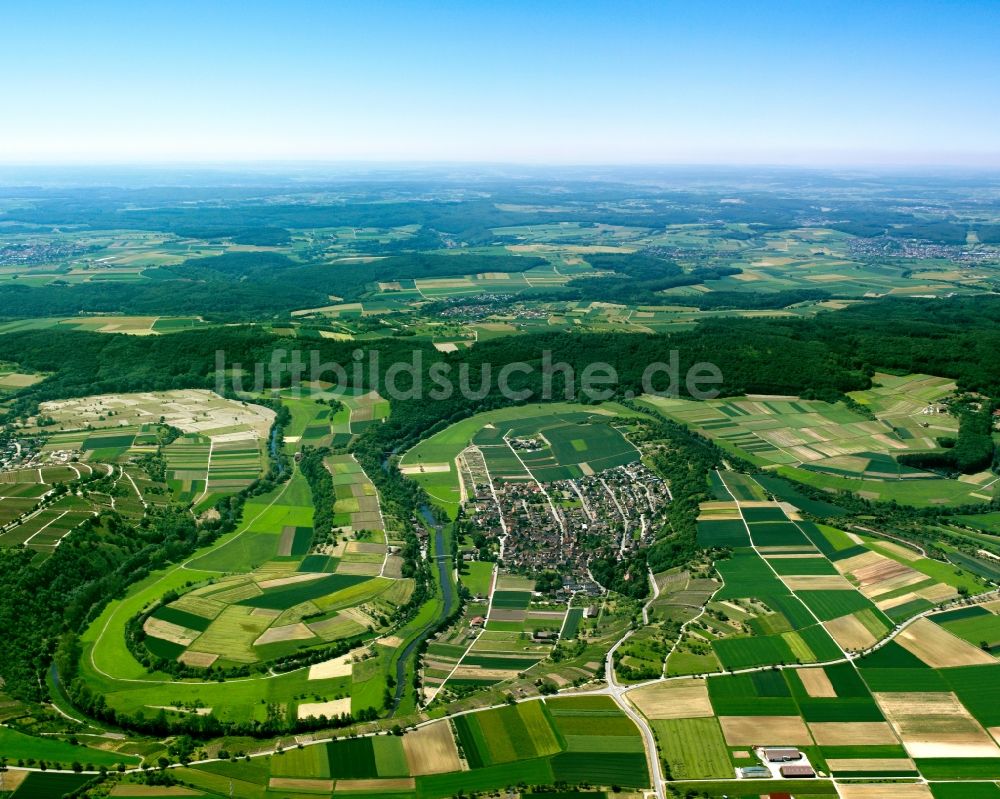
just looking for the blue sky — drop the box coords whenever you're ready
[2,0,998,165]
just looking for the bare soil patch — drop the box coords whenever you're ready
[178,651,217,668]
[308,651,359,681]
[143,617,199,647]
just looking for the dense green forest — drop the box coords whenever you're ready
[0,251,547,319]
[3,296,1000,421]
[559,252,746,304]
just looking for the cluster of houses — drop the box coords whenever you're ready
[435,294,516,320]
[0,437,77,475]
[462,454,670,587]
[0,240,98,268]
[0,436,45,472]
[849,234,1000,265]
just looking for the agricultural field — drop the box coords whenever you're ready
[0,771,96,798]
[400,401,641,517]
[641,374,999,507]
[162,695,648,798]
[630,624,1000,789]
[619,470,1000,794]
[0,365,44,396]
[471,412,639,484]
[0,315,211,336]
[458,559,494,599]
[57,384,427,730]
[411,266,572,299]
[138,457,407,671]
[420,571,574,701]
[77,476,410,724]
[276,386,389,448]
[666,470,994,675]
[25,391,272,510]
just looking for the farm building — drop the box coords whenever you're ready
[763,748,802,762]
[740,765,772,779]
[779,764,815,778]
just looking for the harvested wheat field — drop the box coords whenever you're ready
[896,617,996,668]
[451,666,521,681]
[919,582,959,603]
[277,526,296,557]
[628,678,713,719]
[876,541,922,562]
[143,617,200,647]
[337,778,416,791]
[403,719,463,775]
[837,785,932,799]
[268,778,335,792]
[335,560,382,576]
[798,668,837,698]
[825,614,879,650]
[296,697,351,720]
[0,770,27,793]
[875,691,1000,758]
[808,721,899,745]
[253,623,315,646]
[178,651,217,668]
[719,715,812,746]
[825,757,916,773]
[308,650,360,680]
[877,591,920,612]
[781,575,854,591]
[834,550,883,576]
